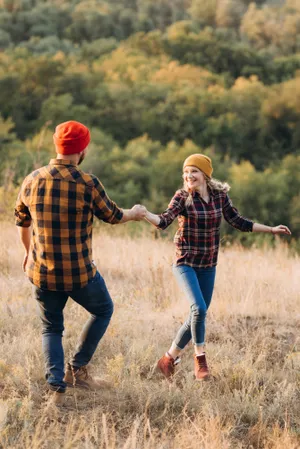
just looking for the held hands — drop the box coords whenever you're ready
[271,225,291,236]
[131,204,147,221]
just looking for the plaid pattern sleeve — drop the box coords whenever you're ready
[92,176,123,224]
[157,190,188,230]
[222,194,253,232]
[14,178,32,227]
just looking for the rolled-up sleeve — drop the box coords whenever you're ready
[14,181,32,228]
[222,194,253,232]
[158,190,187,230]
[92,178,123,224]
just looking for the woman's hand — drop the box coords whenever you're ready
[131,204,147,221]
[120,205,147,223]
[271,225,291,235]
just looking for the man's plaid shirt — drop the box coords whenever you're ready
[15,159,123,291]
[158,189,253,268]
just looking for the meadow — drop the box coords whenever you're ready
[0,222,299,449]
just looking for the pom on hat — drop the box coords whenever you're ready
[183,154,213,178]
[53,121,90,155]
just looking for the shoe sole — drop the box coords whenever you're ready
[48,392,65,407]
[65,381,91,390]
[195,374,211,381]
[65,381,112,390]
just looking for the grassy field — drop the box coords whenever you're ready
[0,222,299,449]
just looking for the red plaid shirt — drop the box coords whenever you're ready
[14,159,123,291]
[158,189,253,268]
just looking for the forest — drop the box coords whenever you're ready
[0,0,299,247]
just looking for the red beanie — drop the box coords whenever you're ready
[53,121,90,155]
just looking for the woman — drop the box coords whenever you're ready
[145,154,291,381]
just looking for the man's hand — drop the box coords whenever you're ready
[130,204,147,221]
[17,226,31,272]
[22,253,28,272]
[119,205,147,223]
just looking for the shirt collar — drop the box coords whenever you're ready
[49,158,77,166]
[208,186,216,197]
[192,187,215,197]
[192,187,216,200]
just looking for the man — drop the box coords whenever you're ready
[14,120,146,404]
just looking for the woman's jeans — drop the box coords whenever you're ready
[33,271,113,393]
[172,265,216,349]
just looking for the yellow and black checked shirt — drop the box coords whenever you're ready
[14,159,123,291]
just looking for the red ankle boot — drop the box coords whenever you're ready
[157,353,180,380]
[194,353,210,381]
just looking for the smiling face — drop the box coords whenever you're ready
[183,165,206,191]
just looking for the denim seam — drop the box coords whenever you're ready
[172,341,184,351]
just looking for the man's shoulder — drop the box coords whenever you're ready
[22,165,104,191]
[22,165,49,186]
[77,171,102,188]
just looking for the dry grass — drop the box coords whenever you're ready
[0,221,299,449]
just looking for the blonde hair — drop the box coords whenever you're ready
[183,174,230,207]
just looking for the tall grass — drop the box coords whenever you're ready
[0,222,299,448]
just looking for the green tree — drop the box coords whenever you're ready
[38,94,92,128]
[261,78,300,156]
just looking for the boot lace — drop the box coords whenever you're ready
[81,366,89,379]
[196,355,208,372]
[166,352,181,366]
[73,365,89,379]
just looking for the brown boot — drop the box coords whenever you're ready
[64,363,112,390]
[157,353,180,380]
[194,353,210,381]
[49,391,65,407]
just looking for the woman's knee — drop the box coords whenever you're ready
[191,303,207,319]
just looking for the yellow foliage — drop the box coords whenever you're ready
[52,51,66,62]
[95,45,225,91]
[263,78,300,118]
[93,46,164,83]
[188,0,217,27]
[240,3,278,48]
[231,76,267,102]
[232,75,260,90]
[241,2,300,52]
[73,0,111,15]
[207,84,226,95]
[0,116,14,135]
[230,161,255,183]
[166,20,197,40]
[151,61,223,88]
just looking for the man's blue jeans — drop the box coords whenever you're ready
[33,271,113,393]
[172,265,216,349]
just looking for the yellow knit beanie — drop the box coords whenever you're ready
[183,154,213,178]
